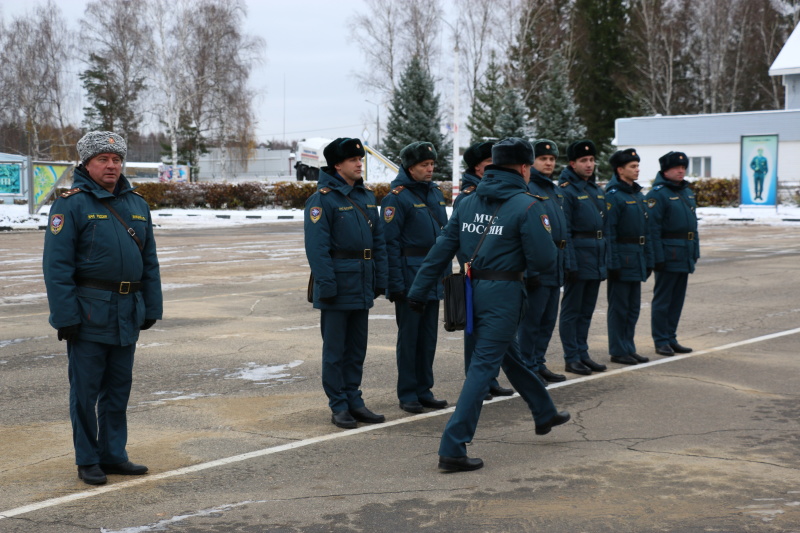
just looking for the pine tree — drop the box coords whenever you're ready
[383,56,449,179]
[495,88,529,140]
[529,50,587,155]
[466,51,504,144]
[80,52,144,138]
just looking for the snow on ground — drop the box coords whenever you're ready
[2,202,800,231]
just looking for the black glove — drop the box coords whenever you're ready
[525,275,541,291]
[57,324,80,342]
[654,262,665,272]
[319,296,336,305]
[388,291,406,303]
[374,287,385,300]
[407,299,426,314]
[140,318,157,330]
[646,267,653,280]
[565,270,579,283]
[608,269,621,281]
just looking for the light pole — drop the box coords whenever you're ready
[366,99,380,147]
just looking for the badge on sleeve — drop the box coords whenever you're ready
[50,214,64,235]
[647,199,657,208]
[541,214,552,232]
[383,206,395,223]
[309,206,322,223]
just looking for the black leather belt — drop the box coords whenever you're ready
[662,232,695,240]
[617,236,646,245]
[555,240,567,249]
[469,269,524,282]
[573,231,603,239]
[401,247,430,257]
[331,249,372,260]
[76,278,142,294]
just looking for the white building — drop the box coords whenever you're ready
[614,23,800,187]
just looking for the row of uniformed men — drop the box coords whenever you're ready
[303,136,698,471]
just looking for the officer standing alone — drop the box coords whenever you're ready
[381,141,449,414]
[646,151,699,356]
[557,140,608,375]
[43,131,163,485]
[407,138,570,472]
[304,137,388,429]
[605,148,654,365]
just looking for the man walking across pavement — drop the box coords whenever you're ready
[455,141,514,399]
[381,141,450,414]
[43,131,163,485]
[605,148,654,365]
[304,137,389,429]
[407,138,570,472]
[645,151,699,356]
[557,140,609,376]
[517,140,572,384]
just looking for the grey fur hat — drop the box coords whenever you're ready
[77,131,127,164]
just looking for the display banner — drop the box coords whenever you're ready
[740,134,778,206]
[0,163,22,194]
[31,163,73,214]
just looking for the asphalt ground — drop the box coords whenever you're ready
[1,223,799,532]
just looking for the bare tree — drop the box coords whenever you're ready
[456,0,500,108]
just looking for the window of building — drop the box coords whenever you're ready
[688,156,711,177]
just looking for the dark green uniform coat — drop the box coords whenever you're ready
[453,171,481,211]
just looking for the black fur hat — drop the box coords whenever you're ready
[533,139,559,159]
[567,140,596,161]
[609,148,640,173]
[491,137,534,166]
[400,141,437,168]
[463,141,494,170]
[323,137,366,167]
[659,151,689,172]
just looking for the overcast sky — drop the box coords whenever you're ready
[1,0,462,146]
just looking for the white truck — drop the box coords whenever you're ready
[293,137,332,181]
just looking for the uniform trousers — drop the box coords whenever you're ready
[517,284,560,371]
[67,338,135,466]
[607,279,642,357]
[559,279,601,363]
[651,271,689,346]
[320,309,369,413]
[439,335,557,458]
[463,334,501,391]
[395,299,439,403]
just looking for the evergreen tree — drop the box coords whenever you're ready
[529,50,587,156]
[495,87,529,140]
[80,52,144,138]
[383,56,449,179]
[466,51,504,144]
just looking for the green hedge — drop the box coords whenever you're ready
[688,178,739,207]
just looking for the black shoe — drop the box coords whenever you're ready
[419,397,448,409]
[670,342,693,353]
[655,344,675,356]
[99,461,148,475]
[581,357,607,372]
[610,354,639,365]
[483,393,494,401]
[535,411,571,435]
[564,361,592,375]
[438,455,484,472]
[331,410,358,428]
[349,406,385,423]
[78,464,107,485]
[630,353,650,363]
[489,385,514,396]
[399,401,424,414]
[538,365,567,382]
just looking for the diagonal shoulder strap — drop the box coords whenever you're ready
[343,196,374,233]
[100,199,144,252]
[403,187,445,229]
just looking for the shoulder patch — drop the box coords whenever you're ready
[607,202,612,211]
[541,214,552,232]
[49,214,65,235]
[647,198,657,208]
[320,187,332,195]
[383,206,395,223]
[391,185,405,195]
[309,206,322,223]
[60,187,83,198]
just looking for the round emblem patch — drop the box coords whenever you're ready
[541,214,551,232]
[383,206,395,223]
[50,214,64,235]
[647,199,656,208]
[309,207,322,223]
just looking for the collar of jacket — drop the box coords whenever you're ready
[477,166,528,201]
[72,165,134,199]
[607,175,642,193]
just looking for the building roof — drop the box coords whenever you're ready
[614,109,800,145]
[770,23,800,76]
[0,152,26,162]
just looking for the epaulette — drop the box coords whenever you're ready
[532,194,546,200]
[608,188,618,194]
[524,192,535,197]
[363,183,373,191]
[132,191,144,197]
[462,185,476,195]
[653,184,664,190]
[391,185,405,195]
[60,187,83,198]
[320,187,332,194]
[559,182,570,188]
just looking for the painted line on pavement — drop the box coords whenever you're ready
[3,325,800,520]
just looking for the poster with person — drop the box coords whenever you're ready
[740,134,778,206]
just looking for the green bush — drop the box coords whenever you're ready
[272,181,318,208]
[691,178,739,207]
